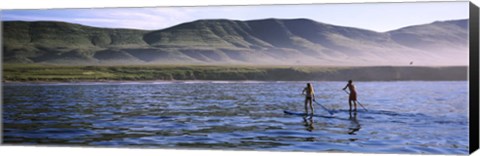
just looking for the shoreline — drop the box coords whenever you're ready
[3,64,468,82]
[2,79,469,85]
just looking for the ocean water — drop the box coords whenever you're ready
[2,81,469,154]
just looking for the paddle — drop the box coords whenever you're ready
[343,90,368,112]
[313,99,335,115]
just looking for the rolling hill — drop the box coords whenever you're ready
[2,18,469,66]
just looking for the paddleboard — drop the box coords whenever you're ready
[283,110,335,118]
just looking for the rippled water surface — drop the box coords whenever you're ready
[2,81,469,154]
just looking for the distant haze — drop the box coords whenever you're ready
[2,18,468,66]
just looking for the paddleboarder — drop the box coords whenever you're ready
[343,80,358,112]
[302,83,315,115]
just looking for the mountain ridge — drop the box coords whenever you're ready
[2,18,469,66]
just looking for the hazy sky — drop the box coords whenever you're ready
[1,1,468,32]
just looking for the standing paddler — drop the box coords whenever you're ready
[342,80,358,112]
[302,83,315,115]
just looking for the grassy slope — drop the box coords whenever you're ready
[3,64,467,82]
[3,19,469,66]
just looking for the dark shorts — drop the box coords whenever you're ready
[349,92,357,101]
[305,96,312,101]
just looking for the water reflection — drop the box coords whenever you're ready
[302,116,314,132]
[348,112,361,135]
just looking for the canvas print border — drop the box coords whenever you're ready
[1,0,479,155]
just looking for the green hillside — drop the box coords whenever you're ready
[2,19,469,66]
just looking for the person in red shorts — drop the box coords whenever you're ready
[343,80,358,112]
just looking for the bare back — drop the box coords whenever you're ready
[303,87,314,97]
[347,84,356,93]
